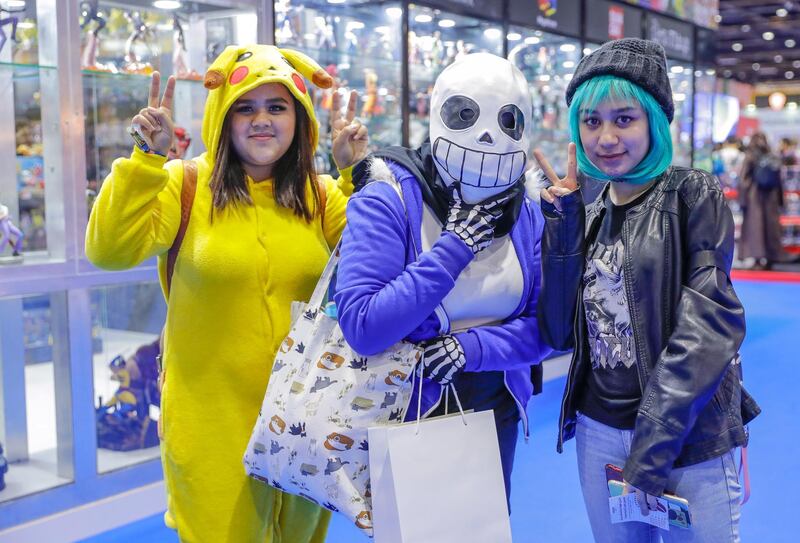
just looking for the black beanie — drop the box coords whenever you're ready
[565,38,674,123]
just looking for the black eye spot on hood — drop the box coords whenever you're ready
[236,51,253,62]
[440,95,480,130]
[498,104,524,141]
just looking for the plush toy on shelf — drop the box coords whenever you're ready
[361,69,379,118]
[168,126,192,160]
[0,203,23,263]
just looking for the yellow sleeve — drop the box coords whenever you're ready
[320,165,354,249]
[86,147,184,270]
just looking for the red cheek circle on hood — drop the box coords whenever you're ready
[291,73,307,94]
[229,66,249,85]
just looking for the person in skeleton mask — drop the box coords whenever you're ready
[335,53,551,505]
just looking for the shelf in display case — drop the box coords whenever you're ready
[275,44,401,72]
[81,68,205,84]
[0,61,57,72]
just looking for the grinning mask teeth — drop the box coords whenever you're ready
[429,52,531,204]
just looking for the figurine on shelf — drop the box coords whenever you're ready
[172,13,200,80]
[361,69,379,118]
[0,441,7,491]
[0,2,23,56]
[123,10,155,75]
[95,340,161,451]
[0,203,23,262]
[167,126,192,160]
[315,15,336,51]
[100,355,139,418]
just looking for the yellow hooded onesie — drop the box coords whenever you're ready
[86,44,354,542]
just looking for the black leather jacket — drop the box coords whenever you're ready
[538,167,761,495]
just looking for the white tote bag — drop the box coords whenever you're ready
[368,386,512,543]
[244,243,422,538]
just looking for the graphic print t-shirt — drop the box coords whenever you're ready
[577,189,651,429]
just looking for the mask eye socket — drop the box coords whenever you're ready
[498,104,524,140]
[236,52,253,62]
[441,95,481,130]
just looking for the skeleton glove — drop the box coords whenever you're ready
[443,188,508,255]
[419,334,466,386]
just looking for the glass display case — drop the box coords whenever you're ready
[508,28,581,177]
[275,0,403,174]
[83,1,257,212]
[91,282,165,474]
[1,291,72,504]
[667,60,693,167]
[408,4,503,147]
[0,2,57,265]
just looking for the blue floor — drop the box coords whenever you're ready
[80,279,799,543]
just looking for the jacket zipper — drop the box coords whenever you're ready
[622,217,647,394]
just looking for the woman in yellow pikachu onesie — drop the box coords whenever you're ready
[86,44,368,542]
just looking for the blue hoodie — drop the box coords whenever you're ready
[334,159,551,435]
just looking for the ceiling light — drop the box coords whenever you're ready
[483,27,502,39]
[723,70,732,77]
[732,43,743,52]
[777,8,788,17]
[694,70,702,77]
[786,39,796,48]
[385,7,403,18]
[525,36,540,45]
[787,71,796,79]
[794,60,800,68]
[438,19,455,28]
[327,0,346,4]
[559,43,576,52]
[152,0,181,8]
[507,32,522,41]
[775,55,784,63]
[763,31,775,41]
[583,47,592,55]
[563,61,575,68]
[741,25,750,32]
[414,14,432,23]
[752,63,761,71]
[714,14,722,23]
[6,0,25,7]
[769,91,787,110]
[670,65,684,73]
[788,102,798,110]
[705,69,716,76]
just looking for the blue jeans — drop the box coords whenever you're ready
[575,412,742,543]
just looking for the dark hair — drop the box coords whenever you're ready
[747,132,770,156]
[209,95,320,222]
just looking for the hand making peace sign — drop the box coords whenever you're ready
[131,71,176,157]
[533,143,580,212]
[330,89,369,170]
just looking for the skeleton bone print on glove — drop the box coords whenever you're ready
[444,188,508,255]
[420,335,466,385]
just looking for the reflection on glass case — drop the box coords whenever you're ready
[693,68,716,173]
[668,60,693,167]
[275,0,403,174]
[83,1,255,213]
[509,28,581,177]
[409,5,503,147]
[0,292,72,503]
[91,282,165,473]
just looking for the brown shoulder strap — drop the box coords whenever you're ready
[317,177,327,225]
[166,160,198,297]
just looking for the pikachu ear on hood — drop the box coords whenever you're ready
[204,45,246,90]
[278,48,334,90]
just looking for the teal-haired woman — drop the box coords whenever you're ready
[535,39,759,542]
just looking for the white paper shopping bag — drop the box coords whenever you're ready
[368,409,512,543]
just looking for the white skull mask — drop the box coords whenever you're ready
[429,52,531,204]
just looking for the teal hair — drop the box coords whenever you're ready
[568,75,673,184]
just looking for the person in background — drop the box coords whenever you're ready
[779,137,798,166]
[717,135,745,190]
[738,132,786,270]
[536,38,759,542]
[86,44,367,542]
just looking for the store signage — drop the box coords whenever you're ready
[696,27,716,65]
[508,0,581,37]
[622,0,719,29]
[585,0,643,43]
[645,13,693,61]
